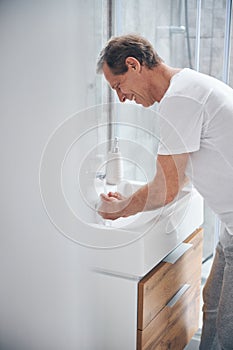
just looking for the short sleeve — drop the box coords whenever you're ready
[157,96,204,155]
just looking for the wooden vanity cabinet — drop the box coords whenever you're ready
[137,228,203,350]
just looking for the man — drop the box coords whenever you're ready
[97,34,233,349]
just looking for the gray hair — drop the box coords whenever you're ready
[97,34,163,75]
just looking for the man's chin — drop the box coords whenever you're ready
[134,98,153,107]
[142,101,153,107]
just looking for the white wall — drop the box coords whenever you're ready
[0,1,103,349]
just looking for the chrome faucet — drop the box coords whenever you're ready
[95,172,106,181]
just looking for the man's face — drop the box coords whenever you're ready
[102,61,155,107]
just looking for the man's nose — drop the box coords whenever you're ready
[116,89,126,103]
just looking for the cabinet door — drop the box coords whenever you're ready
[137,228,203,350]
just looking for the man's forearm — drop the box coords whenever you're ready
[98,154,189,220]
[121,179,168,217]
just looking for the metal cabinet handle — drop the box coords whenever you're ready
[166,284,191,308]
[163,243,192,264]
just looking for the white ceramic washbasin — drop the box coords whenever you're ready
[88,182,204,278]
[59,155,204,277]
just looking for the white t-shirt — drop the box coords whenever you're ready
[158,68,233,234]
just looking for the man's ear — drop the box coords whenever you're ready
[125,57,141,72]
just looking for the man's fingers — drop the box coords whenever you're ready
[100,193,117,202]
[108,191,125,200]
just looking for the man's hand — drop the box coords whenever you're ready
[97,192,128,220]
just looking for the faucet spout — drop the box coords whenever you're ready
[96,172,106,181]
